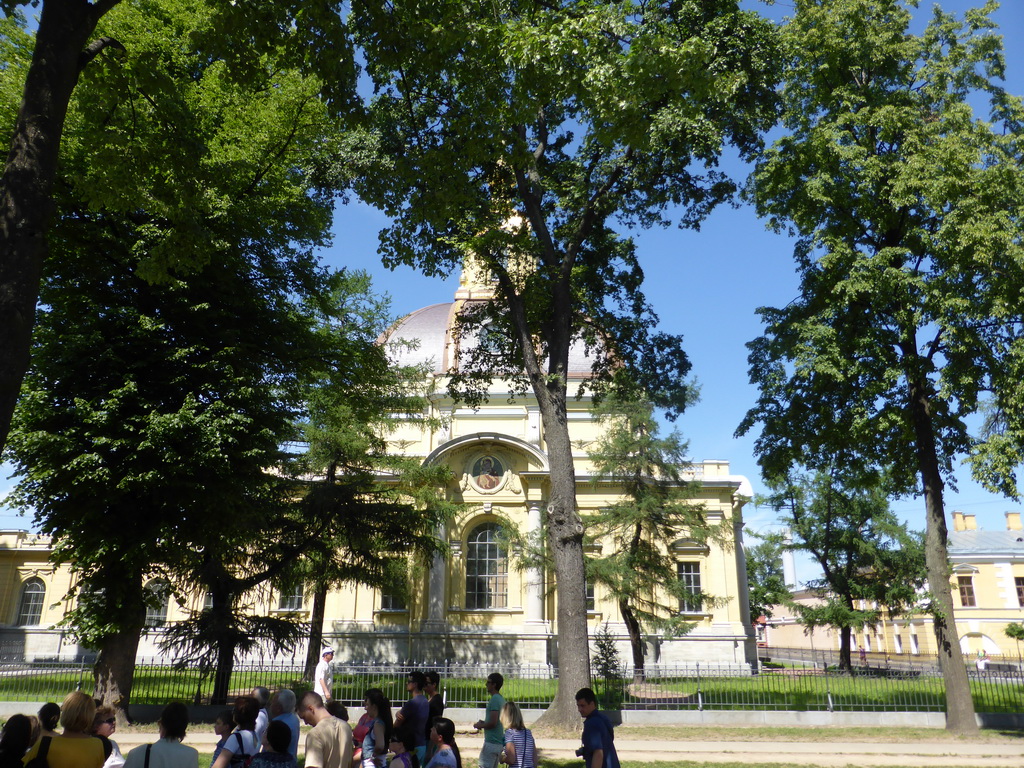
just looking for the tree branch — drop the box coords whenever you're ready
[78,36,125,73]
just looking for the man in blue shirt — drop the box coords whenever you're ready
[394,670,430,762]
[575,688,619,768]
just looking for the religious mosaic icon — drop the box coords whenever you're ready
[471,455,504,491]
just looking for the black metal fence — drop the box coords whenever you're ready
[0,659,1020,714]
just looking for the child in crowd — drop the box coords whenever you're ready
[211,710,235,768]
[387,730,419,768]
[250,721,297,768]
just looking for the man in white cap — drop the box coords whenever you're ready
[315,647,335,701]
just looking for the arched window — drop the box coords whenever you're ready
[144,579,170,627]
[466,522,507,609]
[17,579,45,626]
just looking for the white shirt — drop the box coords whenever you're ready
[124,739,199,768]
[315,658,334,699]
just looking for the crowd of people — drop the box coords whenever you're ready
[0,648,619,768]
[0,693,198,768]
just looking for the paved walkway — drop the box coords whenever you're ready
[113,730,1024,768]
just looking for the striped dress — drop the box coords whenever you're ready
[502,729,535,768]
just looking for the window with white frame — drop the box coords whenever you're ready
[676,562,702,614]
[144,580,170,627]
[17,578,45,626]
[957,575,976,607]
[278,584,304,611]
[585,581,595,613]
[381,588,407,611]
[466,522,508,609]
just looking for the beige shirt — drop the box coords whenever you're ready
[304,718,352,768]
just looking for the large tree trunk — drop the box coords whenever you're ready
[838,625,852,672]
[212,635,237,705]
[908,375,977,734]
[94,628,143,725]
[619,599,645,681]
[531,387,591,730]
[0,0,116,451]
[305,583,328,679]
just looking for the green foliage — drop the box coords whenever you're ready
[1004,623,1024,642]
[350,0,781,416]
[1,0,351,654]
[1,0,450,695]
[737,0,1023,728]
[591,622,626,709]
[738,0,1024,498]
[350,1,780,721]
[585,397,721,664]
[745,531,791,620]
[760,470,925,668]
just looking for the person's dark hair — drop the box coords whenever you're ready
[575,688,597,705]
[252,687,270,707]
[325,701,348,721]
[300,691,324,713]
[407,671,426,692]
[431,718,461,768]
[233,696,260,731]
[159,702,189,741]
[364,689,393,743]
[38,703,60,732]
[391,725,420,768]
[216,709,235,728]
[486,673,503,691]
[264,720,291,754]
[424,670,440,688]
[0,714,37,757]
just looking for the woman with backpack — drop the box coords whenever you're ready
[211,697,260,768]
[23,692,104,768]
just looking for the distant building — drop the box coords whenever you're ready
[763,511,1024,659]
[0,262,756,670]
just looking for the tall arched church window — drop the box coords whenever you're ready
[17,578,45,626]
[144,579,170,627]
[466,522,508,609]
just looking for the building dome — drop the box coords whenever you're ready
[382,300,599,377]
[382,302,456,374]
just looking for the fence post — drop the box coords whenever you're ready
[825,668,834,712]
[696,663,703,712]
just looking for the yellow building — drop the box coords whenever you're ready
[764,511,1024,660]
[0,266,756,670]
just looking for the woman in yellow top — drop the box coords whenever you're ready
[23,691,104,768]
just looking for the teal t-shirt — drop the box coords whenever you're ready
[484,694,506,745]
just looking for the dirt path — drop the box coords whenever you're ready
[116,728,1024,768]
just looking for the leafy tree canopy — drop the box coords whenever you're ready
[744,531,791,621]
[760,469,925,669]
[585,397,724,669]
[737,0,1023,730]
[349,0,780,726]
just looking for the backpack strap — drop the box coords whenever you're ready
[38,736,52,761]
[144,744,152,768]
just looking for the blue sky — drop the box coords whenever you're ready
[2,2,1023,578]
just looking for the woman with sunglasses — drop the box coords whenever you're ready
[91,707,124,768]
